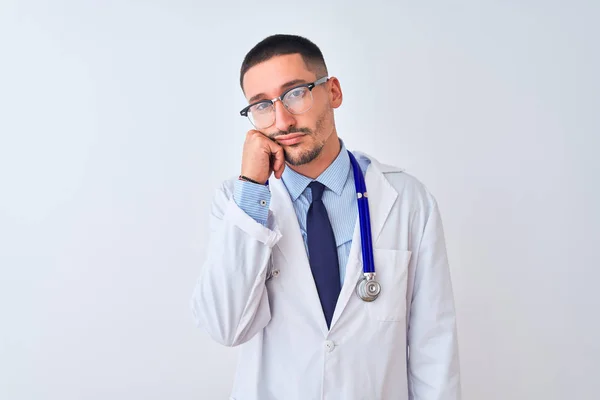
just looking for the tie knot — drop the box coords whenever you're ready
[309,181,326,202]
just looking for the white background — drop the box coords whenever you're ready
[1,1,599,399]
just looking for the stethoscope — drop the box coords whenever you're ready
[347,151,381,302]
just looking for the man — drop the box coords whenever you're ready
[191,34,461,400]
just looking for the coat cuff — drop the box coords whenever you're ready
[223,198,281,248]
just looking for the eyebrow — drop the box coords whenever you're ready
[248,79,309,104]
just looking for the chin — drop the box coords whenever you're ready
[284,143,324,166]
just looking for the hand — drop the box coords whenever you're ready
[241,130,285,184]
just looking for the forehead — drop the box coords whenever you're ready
[243,54,317,100]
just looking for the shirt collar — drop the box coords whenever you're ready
[282,139,351,201]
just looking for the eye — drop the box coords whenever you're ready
[251,101,272,113]
[287,87,307,100]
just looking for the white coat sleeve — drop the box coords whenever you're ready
[190,181,282,347]
[407,193,461,399]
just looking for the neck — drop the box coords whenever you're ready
[287,132,341,179]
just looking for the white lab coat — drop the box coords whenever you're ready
[191,151,461,400]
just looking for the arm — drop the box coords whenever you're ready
[408,193,461,399]
[190,180,281,347]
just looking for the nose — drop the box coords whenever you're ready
[273,99,296,132]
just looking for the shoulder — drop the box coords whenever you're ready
[352,150,438,210]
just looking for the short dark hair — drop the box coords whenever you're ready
[240,34,328,90]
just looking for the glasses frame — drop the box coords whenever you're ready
[239,76,330,128]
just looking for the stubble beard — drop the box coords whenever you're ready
[282,111,329,167]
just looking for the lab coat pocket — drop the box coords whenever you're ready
[366,249,411,322]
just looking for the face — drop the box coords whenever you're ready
[242,54,342,166]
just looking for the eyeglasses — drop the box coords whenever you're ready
[240,76,329,129]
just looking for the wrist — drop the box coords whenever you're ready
[239,175,269,186]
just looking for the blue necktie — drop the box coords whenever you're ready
[307,181,341,329]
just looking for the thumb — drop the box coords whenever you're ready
[267,140,285,179]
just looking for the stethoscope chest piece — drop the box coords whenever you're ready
[355,274,381,302]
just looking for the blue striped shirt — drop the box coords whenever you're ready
[233,140,370,285]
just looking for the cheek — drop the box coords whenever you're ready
[314,106,332,129]
[260,128,277,137]
[304,105,329,127]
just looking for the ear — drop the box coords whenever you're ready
[327,77,343,109]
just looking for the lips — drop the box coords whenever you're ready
[276,133,305,145]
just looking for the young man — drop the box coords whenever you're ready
[191,34,461,400]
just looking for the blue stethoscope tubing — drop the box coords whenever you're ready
[268,150,380,301]
[348,151,374,273]
[347,151,381,301]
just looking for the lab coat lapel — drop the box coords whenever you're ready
[270,177,329,336]
[330,155,398,329]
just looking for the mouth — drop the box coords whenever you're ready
[275,133,306,146]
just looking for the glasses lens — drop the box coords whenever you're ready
[248,102,275,129]
[283,87,313,114]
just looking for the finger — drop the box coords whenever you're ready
[247,129,260,141]
[277,164,286,179]
[275,146,285,176]
[276,150,286,178]
[268,141,285,177]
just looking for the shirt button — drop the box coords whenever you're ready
[260,200,267,206]
[325,340,335,352]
